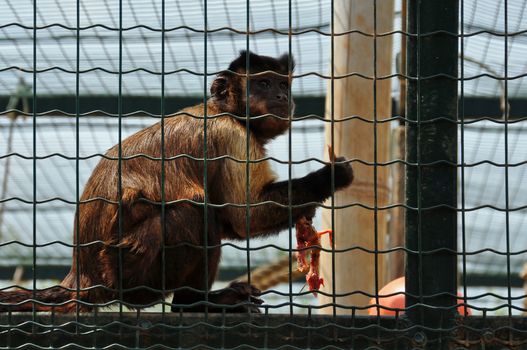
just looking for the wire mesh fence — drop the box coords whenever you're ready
[0,0,526,349]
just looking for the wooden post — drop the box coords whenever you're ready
[387,126,405,281]
[319,0,394,314]
[386,0,407,282]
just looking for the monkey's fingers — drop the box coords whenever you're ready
[248,284,262,297]
[247,285,263,306]
[228,281,262,299]
[250,295,264,305]
[242,284,263,305]
[327,145,336,162]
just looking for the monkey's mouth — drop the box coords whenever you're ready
[267,105,293,118]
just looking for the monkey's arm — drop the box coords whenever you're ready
[220,158,353,238]
[210,118,352,238]
[247,158,353,235]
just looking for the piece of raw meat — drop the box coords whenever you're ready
[295,216,332,296]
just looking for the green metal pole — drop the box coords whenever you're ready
[405,0,458,348]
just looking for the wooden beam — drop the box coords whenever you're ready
[319,0,394,315]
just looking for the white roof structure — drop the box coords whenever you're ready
[1,0,526,97]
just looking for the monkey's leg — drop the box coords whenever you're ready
[107,187,153,233]
[169,203,220,312]
[169,243,221,313]
[170,246,263,313]
[98,215,165,309]
[102,204,209,309]
[98,195,204,309]
[169,207,262,313]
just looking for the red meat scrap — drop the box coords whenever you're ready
[295,217,333,296]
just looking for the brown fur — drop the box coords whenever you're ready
[0,51,353,313]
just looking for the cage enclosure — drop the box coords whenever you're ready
[0,0,527,349]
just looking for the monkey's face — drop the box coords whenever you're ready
[244,72,294,139]
[247,73,294,118]
[210,71,294,140]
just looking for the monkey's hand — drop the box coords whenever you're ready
[316,156,353,192]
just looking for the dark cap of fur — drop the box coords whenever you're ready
[227,50,295,75]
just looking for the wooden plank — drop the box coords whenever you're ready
[319,0,394,315]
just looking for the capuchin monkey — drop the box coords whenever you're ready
[0,51,353,312]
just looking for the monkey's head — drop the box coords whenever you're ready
[210,51,295,141]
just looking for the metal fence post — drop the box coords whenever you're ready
[405,0,459,347]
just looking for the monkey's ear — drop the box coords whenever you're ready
[228,50,255,72]
[279,53,295,73]
[210,75,228,99]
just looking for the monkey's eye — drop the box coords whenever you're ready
[279,81,289,90]
[258,79,271,89]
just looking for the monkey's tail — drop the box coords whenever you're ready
[0,287,79,312]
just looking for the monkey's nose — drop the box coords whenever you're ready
[276,93,288,101]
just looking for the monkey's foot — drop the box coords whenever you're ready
[213,281,263,313]
[183,281,263,313]
[170,282,262,313]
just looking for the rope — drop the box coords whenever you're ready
[236,255,305,291]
